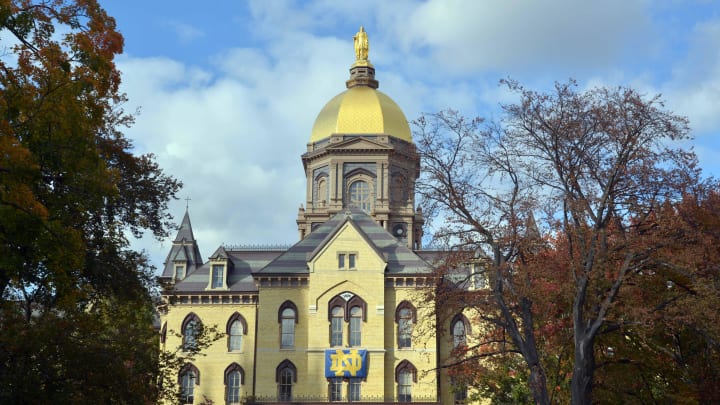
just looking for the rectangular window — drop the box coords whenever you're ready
[281,319,295,348]
[227,372,241,404]
[331,317,343,346]
[348,379,362,402]
[279,369,293,401]
[175,265,185,280]
[211,265,224,288]
[398,319,412,348]
[329,377,343,401]
[181,372,195,404]
[454,387,467,403]
[338,254,346,269]
[348,253,356,269]
[398,372,412,402]
[349,317,361,346]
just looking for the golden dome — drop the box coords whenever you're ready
[309,86,412,143]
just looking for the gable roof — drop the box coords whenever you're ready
[256,209,431,275]
[164,210,432,294]
[169,250,284,293]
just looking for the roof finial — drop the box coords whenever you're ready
[353,25,369,63]
[347,26,378,89]
[185,196,191,211]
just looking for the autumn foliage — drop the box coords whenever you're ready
[416,80,719,404]
[0,1,182,402]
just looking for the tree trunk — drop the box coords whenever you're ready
[571,335,595,405]
[529,362,551,405]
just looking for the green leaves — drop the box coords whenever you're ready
[0,1,180,401]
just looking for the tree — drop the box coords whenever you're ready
[0,1,182,401]
[416,80,706,404]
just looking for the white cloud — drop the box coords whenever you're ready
[164,20,205,43]
[663,19,720,135]
[120,30,364,268]
[117,1,720,269]
[389,0,653,75]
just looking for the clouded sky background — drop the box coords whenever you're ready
[102,0,720,271]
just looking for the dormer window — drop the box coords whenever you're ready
[175,265,186,281]
[211,265,224,289]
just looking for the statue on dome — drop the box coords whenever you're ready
[353,26,369,61]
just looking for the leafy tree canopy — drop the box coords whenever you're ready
[0,1,182,402]
[417,80,720,404]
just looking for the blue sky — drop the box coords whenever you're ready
[101,0,720,270]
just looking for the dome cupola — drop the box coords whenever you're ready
[309,26,412,144]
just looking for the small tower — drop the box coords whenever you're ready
[159,209,204,285]
[297,27,424,249]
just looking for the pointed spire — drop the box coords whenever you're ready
[161,209,204,280]
[174,210,196,243]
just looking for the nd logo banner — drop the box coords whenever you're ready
[325,349,368,377]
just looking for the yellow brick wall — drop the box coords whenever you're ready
[161,302,257,403]
[160,222,459,403]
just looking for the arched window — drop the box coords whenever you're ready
[227,313,248,352]
[330,306,344,346]
[349,306,362,346]
[276,360,297,401]
[278,301,297,348]
[182,313,201,351]
[327,293,367,347]
[229,321,243,351]
[179,363,200,404]
[451,314,471,348]
[225,363,244,405]
[348,180,372,212]
[316,176,328,207]
[395,301,417,349]
[395,360,417,403]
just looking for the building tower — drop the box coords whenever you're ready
[161,208,204,284]
[296,26,424,250]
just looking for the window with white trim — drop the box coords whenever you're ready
[211,264,224,288]
[175,265,185,280]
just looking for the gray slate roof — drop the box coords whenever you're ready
[161,210,204,279]
[256,209,431,275]
[167,210,432,294]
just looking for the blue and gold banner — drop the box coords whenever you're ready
[325,349,368,378]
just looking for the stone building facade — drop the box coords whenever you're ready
[159,28,476,405]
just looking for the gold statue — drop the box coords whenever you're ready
[353,26,369,61]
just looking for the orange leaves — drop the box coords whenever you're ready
[0,132,47,218]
